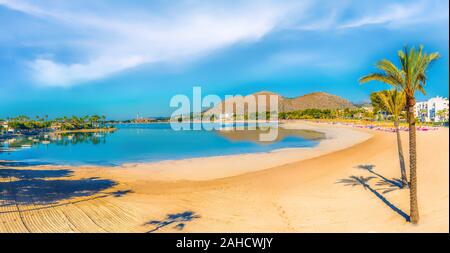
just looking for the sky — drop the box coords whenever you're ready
[0,0,448,119]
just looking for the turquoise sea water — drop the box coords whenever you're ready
[0,123,324,166]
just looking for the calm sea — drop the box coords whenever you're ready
[0,123,324,166]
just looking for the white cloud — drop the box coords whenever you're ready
[29,56,146,86]
[0,0,447,87]
[286,0,447,31]
[338,2,424,29]
[0,0,302,87]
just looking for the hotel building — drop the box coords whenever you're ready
[414,96,449,122]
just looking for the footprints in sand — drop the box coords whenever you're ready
[274,203,296,231]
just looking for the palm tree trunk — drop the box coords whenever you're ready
[407,101,419,224]
[394,120,408,187]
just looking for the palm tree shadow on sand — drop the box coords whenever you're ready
[145,211,200,233]
[0,167,118,206]
[356,164,404,194]
[337,164,410,222]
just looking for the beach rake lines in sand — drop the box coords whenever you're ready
[60,202,108,232]
[0,199,30,232]
[28,206,75,232]
[0,205,29,232]
[0,166,145,232]
[0,185,142,232]
[3,176,31,232]
[87,198,142,232]
[20,191,80,232]
[102,198,144,231]
[59,189,141,232]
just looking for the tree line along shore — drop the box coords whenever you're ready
[1,94,448,138]
[0,115,115,136]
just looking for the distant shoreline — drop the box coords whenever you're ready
[54,128,116,134]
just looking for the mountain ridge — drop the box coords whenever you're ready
[204,91,356,115]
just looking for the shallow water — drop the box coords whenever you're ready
[0,123,324,165]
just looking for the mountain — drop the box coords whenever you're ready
[203,91,283,116]
[281,92,356,111]
[204,91,355,116]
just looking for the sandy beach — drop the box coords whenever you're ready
[0,121,448,232]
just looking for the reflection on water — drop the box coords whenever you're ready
[0,123,325,165]
[170,122,325,144]
[1,132,109,152]
[218,128,325,145]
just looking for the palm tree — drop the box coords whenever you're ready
[359,45,439,224]
[436,108,448,123]
[90,115,100,128]
[101,115,106,128]
[377,89,407,187]
[418,109,427,122]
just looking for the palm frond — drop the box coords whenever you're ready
[377,89,406,120]
[376,59,404,85]
[428,52,440,61]
[364,45,441,100]
[359,73,398,87]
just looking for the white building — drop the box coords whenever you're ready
[1,121,14,133]
[415,96,449,122]
[219,113,232,121]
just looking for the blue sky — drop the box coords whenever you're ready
[0,0,448,119]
